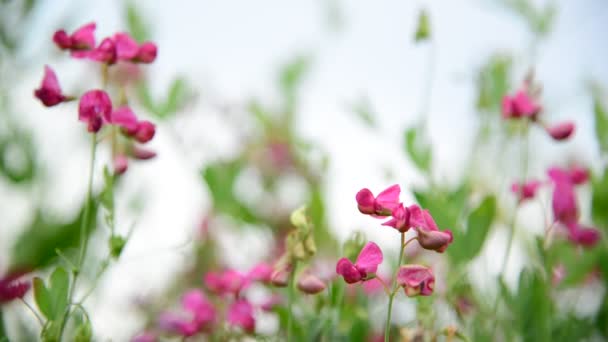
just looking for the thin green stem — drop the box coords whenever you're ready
[287,261,298,342]
[385,233,406,342]
[19,298,44,327]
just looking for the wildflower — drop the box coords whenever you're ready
[297,274,326,294]
[135,42,158,64]
[565,222,600,247]
[34,66,70,107]
[158,290,215,337]
[114,32,140,61]
[78,89,112,132]
[356,184,401,216]
[53,22,96,51]
[204,270,248,297]
[551,181,578,224]
[247,263,273,283]
[270,268,290,287]
[501,90,541,119]
[227,299,255,333]
[396,264,435,297]
[409,206,453,253]
[381,204,411,232]
[110,106,139,134]
[83,37,117,64]
[336,242,383,284]
[510,179,542,202]
[114,154,128,175]
[0,271,30,304]
[546,121,575,141]
[133,121,156,143]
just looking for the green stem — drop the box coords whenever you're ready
[58,133,97,340]
[287,261,298,342]
[385,233,406,342]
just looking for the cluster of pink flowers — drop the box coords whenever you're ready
[510,165,600,247]
[335,184,451,297]
[501,79,575,141]
[34,22,158,175]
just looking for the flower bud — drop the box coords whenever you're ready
[137,42,158,63]
[132,147,157,160]
[297,274,326,294]
[546,121,575,141]
[134,121,156,143]
[271,268,289,287]
[114,154,129,175]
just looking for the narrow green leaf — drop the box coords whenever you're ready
[33,277,52,319]
[594,96,608,154]
[49,267,69,320]
[414,9,431,42]
[463,196,496,260]
[591,169,608,231]
[404,128,431,172]
[125,1,150,42]
[161,77,189,118]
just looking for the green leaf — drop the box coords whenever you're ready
[515,269,552,342]
[404,127,432,172]
[594,95,608,154]
[33,277,52,319]
[591,169,608,231]
[476,55,511,112]
[414,9,431,42]
[0,131,37,184]
[49,267,69,320]
[125,1,150,42]
[279,55,312,112]
[462,196,496,260]
[551,315,594,342]
[350,97,376,128]
[161,77,190,118]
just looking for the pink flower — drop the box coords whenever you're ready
[53,22,96,51]
[356,184,401,216]
[260,295,282,311]
[396,265,435,297]
[566,222,600,248]
[270,268,290,287]
[110,106,139,134]
[381,204,416,232]
[410,207,453,253]
[297,274,326,294]
[78,90,112,132]
[204,269,249,297]
[568,166,589,185]
[79,37,117,64]
[0,271,30,304]
[136,42,158,64]
[131,146,157,160]
[227,299,255,333]
[551,181,578,224]
[510,180,542,202]
[114,154,129,175]
[114,32,140,61]
[247,263,273,283]
[34,66,68,107]
[336,242,383,284]
[134,121,156,143]
[546,121,575,141]
[361,274,389,295]
[501,90,541,119]
[131,332,157,342]
[158,290,216,337]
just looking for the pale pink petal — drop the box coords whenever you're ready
[375,184,401,211]
[355,242,383,275]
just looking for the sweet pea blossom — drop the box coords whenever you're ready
[34,66,70,107]
[53,22,96,51]
[550,180,578,224]
[396,265,435,297]
[510,179,542,202]
[381,204,411,232]
[501,90,541,119]
[78,89,112,132]
[409,206,453,253]
[158,290,216,337]
[336,242,383,284]
[136,42,158,63]
[546,121,575,141]
[0,271,30,304]
[113,154,129,175]
[204,269,248,297]
[548,166,589,186]
[356,184,401,216]
[227,299,255,333]
[297,274,326,294]
[565,222,600,247]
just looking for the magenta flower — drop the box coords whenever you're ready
[381,203,416,232]
[134,121,156,143]
[247,263,273,283]
[158,290,216,337]
[568,166,589,185]
[566,222,600,248]
[551,181,578,224]
[356,184,401,216]
[53,22,96,51]
[136,42,158,63]
[114,32,140,61]
[227,299,255,333]
[0,271,30,304]
[501,90,541,119]
[511,179,542,202]
[297,274,326,294]
[204,269,253,297]
[110,106,139,134]
[79,37,117,64]
[336,242,383,284]
[396,265,435,297]
[78,89,112,132]
[546,121,575,141]
[410,207,453,253]
[131,146,157,160]
[114,154,128,175]
[34,66,69,107]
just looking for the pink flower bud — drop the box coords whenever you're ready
[546,121,575,141]
[134,121,156,143]
[297,274,326,294]
[396,264,435,297]
[0,271,31,303]
[270,268,289,287]
[551,181,578,224]
[569,166,589,185]
[227,299,255,333]
[502,90,541,119]
[411,209,453,253]
[131,147,157,160]
[336,242,383,284]
[511,180,542,202]
[114,154,129,175]
[111,106,139,134]
[136,42,158,63]
[53,30,72,49]
[34,65,67,107]
[566,222,600,247]
[79,90,112,132]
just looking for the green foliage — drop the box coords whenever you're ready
[476,55,511,112]
[502,0,556,37]
[448,196,496,264]
[592,168,608,230]
[350,96,376,128]
[125,1,150,42]
[33,267,69,322]
[593,94,608,154]
[11,199,98,270]
[109,235,126,259]
[514,269,552,342]
[551,315,594,342]
[0,130,37,184]
[404,127,432,172]
[279,55,312,112]
[414,9,431,42]
[137,77,192,120]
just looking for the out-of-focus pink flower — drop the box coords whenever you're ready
[410,207,453,253]
[546,121,575,141]
[501,90,541,119]
[247,263,273,283]
[356,184,401,216]
[110,106,139,134]
[34,66,69,107]
[131,146,157,160]
[0,271,30,304]
[78,89,112,132]
[396,265,435,297]
[53,22,96,51]
[114,32,140,61]
[134,121,156,143]
[80,37,117,64]
[551,181,578,224]
[511,179,542,202]
[548,166,589,186]
[227,299,255,333]
[270,268,289,287]
[381,204,412,232]
[158,312,199,337]
[297,274,326,294]
[569,166,589,185]
[566,222,600,248]
[204,270,248,297]
[361,274,388,295]
[114,154,128,175]
[260,294,282,312]
[131,332,157,342]
[336,242,383,284]
[136,42,158,63]
[158,290,215,337]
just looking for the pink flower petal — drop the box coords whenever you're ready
[114,32,140,60]
[336,258,361,284]
[355,242,383,275]
[227,299,255,333]
[396,265,435,297]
